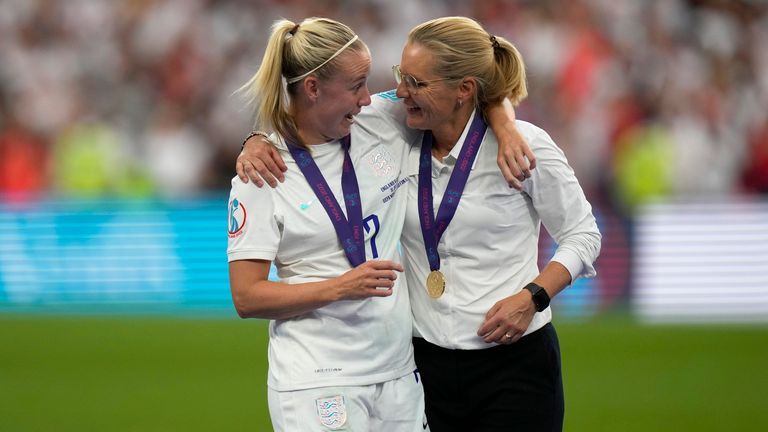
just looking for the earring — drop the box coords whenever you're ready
[458,99,463,107]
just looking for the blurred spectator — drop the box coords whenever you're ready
[142,103,211,197]
[0,113,49,199]
[0,0,765,206]
[51,120,153,197]
[611,125,676,213]
[741,120,768,193]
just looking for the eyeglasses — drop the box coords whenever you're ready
[392,65,450,92]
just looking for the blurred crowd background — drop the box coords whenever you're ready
[3,3,766,429]
[2,0,767,207]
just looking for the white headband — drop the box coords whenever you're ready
[286,35,359,84]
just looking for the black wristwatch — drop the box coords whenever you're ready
[524,282,550,312]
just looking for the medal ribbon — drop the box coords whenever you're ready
[288,135,365,267]
[418,112,487,272]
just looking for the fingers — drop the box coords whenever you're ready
[236,160,250,184]
[525,147,537,170]
[515,152,532,180]
[497,154,516,188]
[366,286,393,297]
[241,162,265,188]
[483,326,509,344]
[479,321,523,344]
[499,329,523,344]
[484,302,500,321]
[270,146,288,174]
[365,260,404,273]
[497,152,527,191]
[260,147,286,184]
[508,177,524,192]
[360,261,403,291]
[248,159,281,188]
[478,298,528,344]
[477,306,499,337]
[477,320,498,340]
[335,260,406,301]
[240,136,287,187]
[368,278,396,289]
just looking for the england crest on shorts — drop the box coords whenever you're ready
[315,395,347,430]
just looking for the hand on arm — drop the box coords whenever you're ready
[485,99,536,191]
[477,261,571,344]
[229,259,403,320]
[236,134,288,188]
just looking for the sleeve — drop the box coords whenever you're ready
[523,126,602,282]
[357,90,420,144]
[226,176,281,262]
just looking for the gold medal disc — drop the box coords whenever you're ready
[426,270,445,299]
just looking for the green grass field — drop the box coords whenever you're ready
[1,314,766,431]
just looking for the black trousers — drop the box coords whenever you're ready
[413,323,564,432]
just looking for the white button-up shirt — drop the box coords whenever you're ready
[401,112,601,350]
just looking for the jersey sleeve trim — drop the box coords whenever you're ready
[227,248,278,262]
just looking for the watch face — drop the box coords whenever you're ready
[526,283,550,312]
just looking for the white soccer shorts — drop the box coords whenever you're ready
[268,370,429,431]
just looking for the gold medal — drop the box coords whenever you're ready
[426,270,445,299]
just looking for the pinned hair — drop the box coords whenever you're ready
[408,17,527,111]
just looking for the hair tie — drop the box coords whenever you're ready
[289,24,300,35]
[490,35,500,49]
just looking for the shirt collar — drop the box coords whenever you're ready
[445,109,484,170]
[407,110,486,176]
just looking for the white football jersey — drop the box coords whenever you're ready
[227,91,420,391]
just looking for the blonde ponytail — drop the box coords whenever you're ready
[239,20,299,145]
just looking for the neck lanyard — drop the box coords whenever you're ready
[288,135,365,266]
[417,113,487,297]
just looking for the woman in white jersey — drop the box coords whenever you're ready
[227,17,531,432]
[238,16,602,432]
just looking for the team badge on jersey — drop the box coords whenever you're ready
[366,146,395,177]
[228,198,247,238]
[315,395,347,430]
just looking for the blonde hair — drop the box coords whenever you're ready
[240,17,365,146]
[408,16,527,111]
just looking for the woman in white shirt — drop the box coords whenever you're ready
[396,17,601,432]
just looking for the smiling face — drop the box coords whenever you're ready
[303,50,372,143]
[394,42,460,132]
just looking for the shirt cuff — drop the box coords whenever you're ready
[227,249,277,262]
[550,249,588,283]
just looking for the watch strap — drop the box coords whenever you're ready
[524,282,550,312]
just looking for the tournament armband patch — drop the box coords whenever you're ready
[227,198,247,238]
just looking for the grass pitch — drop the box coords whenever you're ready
[1,314,766,431]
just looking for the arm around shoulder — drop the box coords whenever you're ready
[236,132,287,188]
[486,99,536,190]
